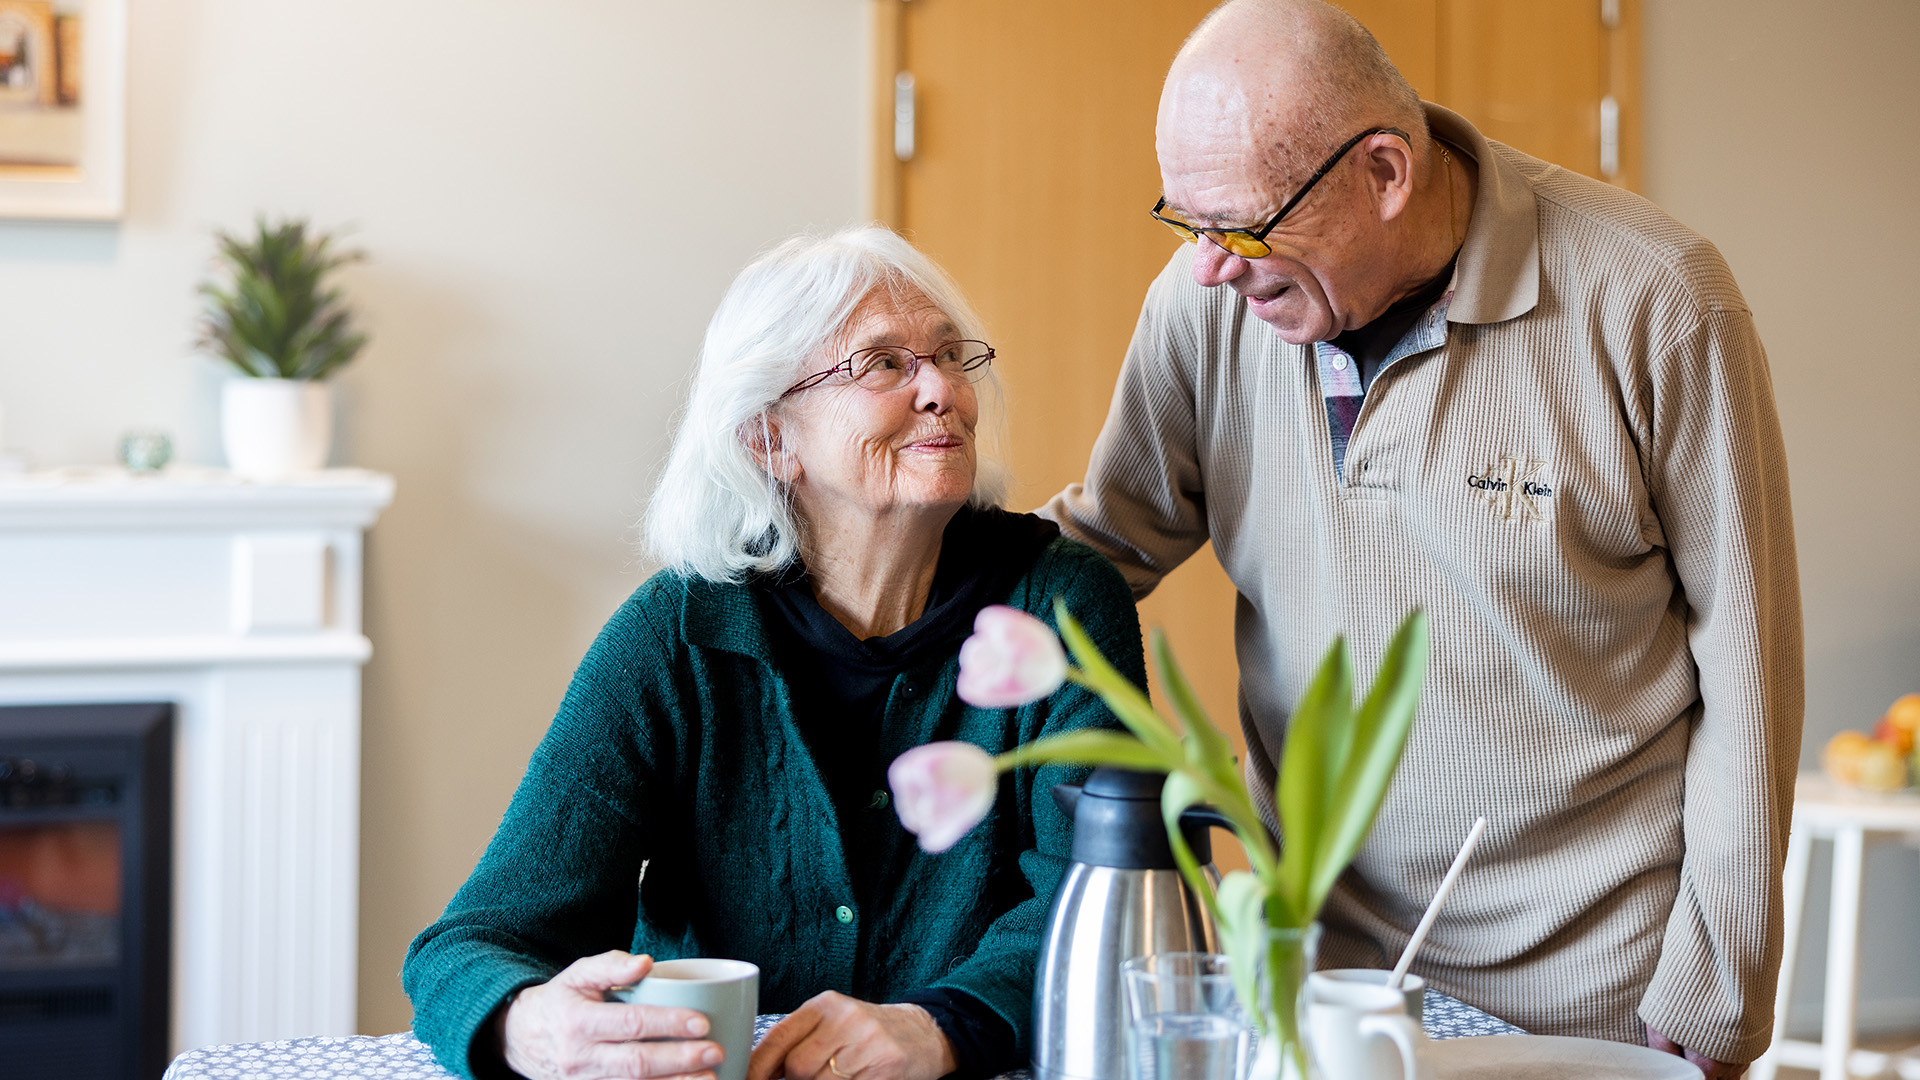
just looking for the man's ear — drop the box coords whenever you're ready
[1363,132,1417,223]
[742,412,800,484]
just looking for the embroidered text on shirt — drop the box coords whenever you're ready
[1469,456,1554,523]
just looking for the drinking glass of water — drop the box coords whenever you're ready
[1122,953,1253,1080]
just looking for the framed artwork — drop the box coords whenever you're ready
[0,0,125,219]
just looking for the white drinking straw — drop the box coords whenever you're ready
[1389,816,1489,989]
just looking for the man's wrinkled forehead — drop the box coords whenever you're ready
[1156,70,1292,224]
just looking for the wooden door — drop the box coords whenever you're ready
[1433,0,1642,189]
[872,0,1243,768]
[872,1,1640,863]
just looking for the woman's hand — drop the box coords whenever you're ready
[500,951,725,1080]
[746,993,956,1080]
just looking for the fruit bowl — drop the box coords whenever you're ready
[1823,693,1920,792]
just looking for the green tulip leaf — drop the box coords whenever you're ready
[1305,610,1430,911]
[1159,768,1221,925]
[1152,628,1240,791]
[1274,636,1352,919]
[993,729,1174,774]
[1055,601,1183,759]
[1215,870,1269,1030]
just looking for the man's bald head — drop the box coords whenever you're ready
[1161,0,1424,187]
[1154,0,1465,344]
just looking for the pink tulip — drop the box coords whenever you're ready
[889,741,999,853]
[956,605,1069,709]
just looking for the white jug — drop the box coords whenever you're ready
[1303,973,1432,1080]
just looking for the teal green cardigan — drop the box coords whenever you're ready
[403,536,1144,1079]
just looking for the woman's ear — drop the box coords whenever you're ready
[742,412,800,483]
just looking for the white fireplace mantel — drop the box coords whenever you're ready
[0,466,394,1054]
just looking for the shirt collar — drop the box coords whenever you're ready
[1425,102,1539,326]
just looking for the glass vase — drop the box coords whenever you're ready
[1252,923,1322,1080]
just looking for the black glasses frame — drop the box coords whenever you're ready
[1150,126,1412,258]
[781,340,996,398]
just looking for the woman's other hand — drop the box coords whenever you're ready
[500,951,724,1080]
[746,993,957,1080]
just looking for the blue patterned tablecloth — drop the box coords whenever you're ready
[164,993,1521,1079]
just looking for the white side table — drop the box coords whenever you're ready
[1752,774,1920,1080]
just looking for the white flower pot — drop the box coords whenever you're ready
[221,379,333,478]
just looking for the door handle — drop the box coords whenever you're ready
[894,72,916,162]
[1599,95,1620,179]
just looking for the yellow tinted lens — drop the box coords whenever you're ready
[1216,232,1272,259]
[1156,216,1199,243]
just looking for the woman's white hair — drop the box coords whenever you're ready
[645,225,1009,583]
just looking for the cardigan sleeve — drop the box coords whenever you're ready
[1633,301,1804,1064]
[402,595,684,1080]
[927,540,1147,1054]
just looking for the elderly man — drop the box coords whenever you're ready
[1042,1,1801,1076]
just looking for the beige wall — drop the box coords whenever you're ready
[1643,0,1920,1032]
[0,0,868,1035]
[1,0,1914,1043]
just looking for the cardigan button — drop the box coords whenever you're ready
[835,905,854,925]
[870,790,890,810]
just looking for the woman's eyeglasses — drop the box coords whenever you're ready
[782,340,995,397]
[1149,126,1411,259]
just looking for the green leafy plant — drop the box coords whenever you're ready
[196,217,368,380]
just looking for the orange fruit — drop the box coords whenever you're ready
[1876,716,1916,756]
[1857,741,1910,791]
[1886,693,1920,736]
[1824,731,1876,787]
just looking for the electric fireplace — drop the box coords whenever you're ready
[0,467,392,1051]
[0,702,171,1080]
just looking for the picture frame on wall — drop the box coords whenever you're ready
[0,0,125,220]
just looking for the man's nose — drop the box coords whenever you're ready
[1189,239,1245,288]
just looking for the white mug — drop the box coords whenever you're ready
[1304,973,1430,1080]
[1315,968,1426,1026]
[607,958,759,1080]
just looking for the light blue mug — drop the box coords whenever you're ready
[608,958,760,1080]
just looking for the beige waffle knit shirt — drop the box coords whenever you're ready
[1042,104,1803,1063]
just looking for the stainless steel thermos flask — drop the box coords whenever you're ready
[1031,768,1225,1080]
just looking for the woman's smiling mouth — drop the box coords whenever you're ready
[904,433,965,451]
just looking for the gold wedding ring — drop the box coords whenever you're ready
[828,1055,853,1080]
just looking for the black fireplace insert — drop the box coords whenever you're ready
[0,702,172,1080]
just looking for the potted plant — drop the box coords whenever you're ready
[196,217,368,478]
[890,603,1428,1080]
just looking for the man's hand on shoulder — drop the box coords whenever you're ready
[1647,1024,1746,1079]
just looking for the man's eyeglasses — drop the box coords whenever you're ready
[1149,126,1411,259]
[782,340,995,397]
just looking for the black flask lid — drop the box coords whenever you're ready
[1055,767,1215,869]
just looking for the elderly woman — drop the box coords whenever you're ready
[403,227,1144,1080]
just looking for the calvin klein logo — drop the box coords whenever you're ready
[1468,456,1553,522]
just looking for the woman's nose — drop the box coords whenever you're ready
[909,357,957,413]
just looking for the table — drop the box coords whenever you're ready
[164,993,1523,1079]
[1750,774,1920,1080]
